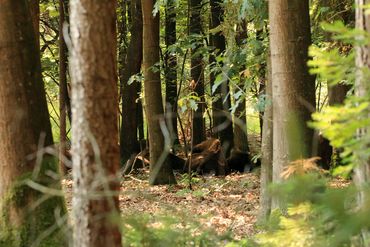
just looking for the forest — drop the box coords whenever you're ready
[1,0,370,246]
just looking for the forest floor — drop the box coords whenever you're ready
[62,171,261,239]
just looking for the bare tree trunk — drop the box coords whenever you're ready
[70,1,122,246]
[190,0,206,145]
[259,53,273,221]
[269,0,316,209]
[59,0,69,175]
[210,0,233,155]
[234,21,249,153]
[0,1,66,245]
[165,0,179,146]
[29,0,40,47]
[120,0,143,163]
[142,0,176,185]
[354,1,370,244]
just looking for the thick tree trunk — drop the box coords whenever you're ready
[142,0,176,185]
[354,1,370,244]
[190,0,206,145]
[28,0,40,47]
[165,0,179,145]
[210,0,234,156]
[69,1,122,246]
[259,53,273,221]
[234,21,249,153]
[120,0,144,164]
[0,1,66,245]
[269,0,316,209]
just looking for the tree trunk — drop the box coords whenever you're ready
[269,0,316,209]
[165,0,179,146]
[354,0,370,244]
[59,0,69,175]
[0,1,66,245]
[234,21,249,153]
[28,0,40,47]
[142,0,176,185]
[69,1,122,246]
[259,53,273,221]
[210,0,234,156]
[120,0,144,164]
[190,0,206,145]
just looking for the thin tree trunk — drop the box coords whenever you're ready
[234,21,249,153]
[70,1,122,246]
[142,0,176,185]
[190,0,206,145]
[0,1,66,245]
[120,0,143,163]
[210,0,233,156]
[59,0,69,175]
[165,0,179,146]
[354,1,370,244]
[269,0,316,209]
[259,53,273,221]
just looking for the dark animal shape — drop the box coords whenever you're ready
[187,138,227,176]
[226,149,252,173]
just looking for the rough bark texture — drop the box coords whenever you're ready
[120,0,143,164]
[142,0,176,185]
[234,21,249,153]
[59,0,69,175]
[210,0,234,156]
[190,0,206,145]
[28,0,40,47]
[0,1,66,245]
[269,0,316,209]
[259,53,273,221]
[69,1,122,246]
[354,0,370,244]
[165,0,179,145]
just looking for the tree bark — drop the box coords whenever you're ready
[69,1,122,246]
[120,0,144,164]
[190,0,206,145]
[142,0,176,185]
[234,21,249,153]
[165,0,179,145]
[269,0,316,209]
[59,0,69,175]
[210,0,234,156]
[354,0,370,244]
[0,1,66,245]
[259,53,273,221]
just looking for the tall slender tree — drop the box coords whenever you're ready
[120,0,144,164]
[165,0,179,146]
[354,0,370,243]
[59,0,69,175]
[233,21,249,153]
[269,0,316,209]
[190,0,206,145]
[210,0,234,155]
[69,1,122,246]
[0,1,66,245]
[142,0,176,185]
[259,53,273,221]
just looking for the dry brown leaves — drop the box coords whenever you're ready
[62,171,261,239]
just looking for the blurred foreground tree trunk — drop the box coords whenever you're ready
[70,1,122,246]
[0,1,66,245]
[142,0,176,185]
[269,0,316,209]
[354,0,370,244]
